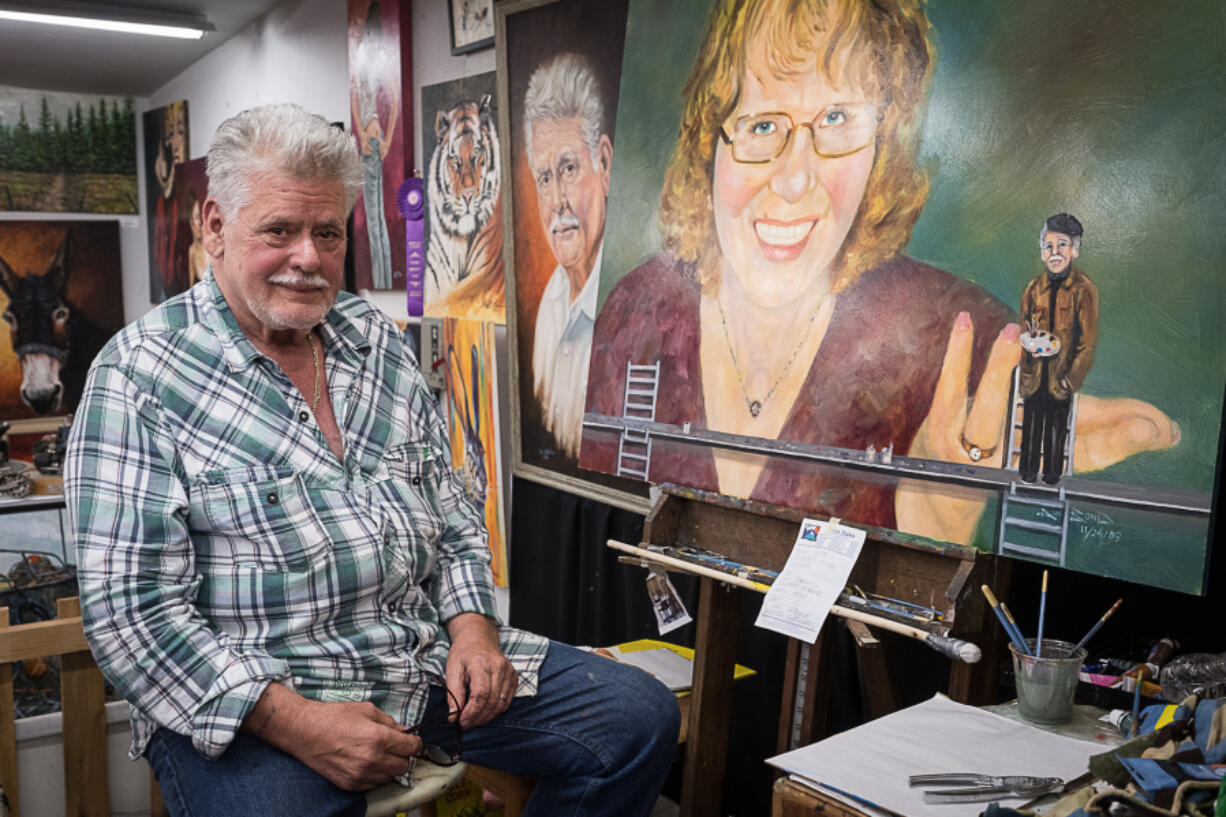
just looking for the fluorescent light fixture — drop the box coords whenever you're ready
[0,2,214,40]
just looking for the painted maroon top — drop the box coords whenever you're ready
[580,252,1012,527]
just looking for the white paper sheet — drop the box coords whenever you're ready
[768,695,1104,817]
[755,518,865,643]
[609,647,694,691]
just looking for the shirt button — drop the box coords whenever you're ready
[266,492,278,505]
[299,410,310,422]
[383,533,391,545]
[411,476,422,486]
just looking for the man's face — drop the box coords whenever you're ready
[203,170,347,340]
[530,116,611,280]
[1041,230,1079,275]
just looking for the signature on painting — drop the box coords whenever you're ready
[1036,506,1122,544]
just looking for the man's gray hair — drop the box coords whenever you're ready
[1038,225,1082,252]
[207,103,364,217]
[522,53,605,169]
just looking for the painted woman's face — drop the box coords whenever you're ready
[711,36,878,309]
[165,106,187,165]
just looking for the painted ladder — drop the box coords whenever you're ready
[999,367,1080,566]
[616,362,660,480]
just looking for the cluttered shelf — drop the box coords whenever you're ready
[0,418,68,514]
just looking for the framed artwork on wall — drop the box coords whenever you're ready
[348,0,412,292]
[142,100,190,303]
[442,318,508,586]
[497,0,648,513]
[421,72,505,323]
[0,221,124,421]
[448,0,495,56]
[0,85,137,215]
[577,0,1223,593]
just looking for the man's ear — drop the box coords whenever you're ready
[201,198,227,259]
[597,134,613,197]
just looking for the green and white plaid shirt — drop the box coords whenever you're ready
[64,269,547,760]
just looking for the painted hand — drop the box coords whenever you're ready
[896,311,1022,545]
[1070,394,1180,472]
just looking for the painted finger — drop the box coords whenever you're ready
[930,311,974,429]
[964,323,1022,451]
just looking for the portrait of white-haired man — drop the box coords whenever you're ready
[523,52,613,460]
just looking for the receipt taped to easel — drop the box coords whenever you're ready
[754,518,865,643]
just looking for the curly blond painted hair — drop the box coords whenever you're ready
[659,0,935,293]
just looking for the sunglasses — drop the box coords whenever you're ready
[403,687,463,767]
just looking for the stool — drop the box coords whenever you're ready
[365,760,469,817]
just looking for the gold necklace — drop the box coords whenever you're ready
[308,332,322,414]
[716,297,821,418]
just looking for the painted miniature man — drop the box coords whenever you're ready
[1018,213,1098,484]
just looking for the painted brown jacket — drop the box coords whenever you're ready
[1019,266,1098,401]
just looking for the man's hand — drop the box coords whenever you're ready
[445,612,517,729]
[897,312,1022,544]
[243,683,420,791]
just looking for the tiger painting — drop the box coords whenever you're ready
[424,93,505,321]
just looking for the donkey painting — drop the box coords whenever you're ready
[0,232,110,416]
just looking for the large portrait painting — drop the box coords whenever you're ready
[443,318,508,586]
[0,222,124,420]
[498,0,647,511]
[422,72,505,323]
[579,0,1224,593]
[143,100,190,303]
[0,85,137,214]
[348,0,411,292]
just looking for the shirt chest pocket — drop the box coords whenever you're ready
[191,466,332,570]
[380,442,444,550]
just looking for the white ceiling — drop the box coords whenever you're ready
[0,0,285,98]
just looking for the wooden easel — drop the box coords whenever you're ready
[630,484,1010,817]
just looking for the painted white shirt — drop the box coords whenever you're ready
[532,244,602,460]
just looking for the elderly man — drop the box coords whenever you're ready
[525,53,613,460]
[1018,213,1099,484]
[64,104,677,817]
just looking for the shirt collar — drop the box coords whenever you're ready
[570,242,603,323]
[1036,265,1081,292]
[196,265,371,372]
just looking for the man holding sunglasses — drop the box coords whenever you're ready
[65,103,680,817]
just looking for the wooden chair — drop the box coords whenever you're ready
[0,601,682,817]
[0,599,475,817]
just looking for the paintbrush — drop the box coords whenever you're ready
[1000,602,1031,656]
[1036,570,1048,658]
[981,585,1029,656]
[1072,598,1123,653]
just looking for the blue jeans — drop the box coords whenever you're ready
[145,642,680,817]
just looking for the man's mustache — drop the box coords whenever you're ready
[550,212,580,234]
[269,272,329,288]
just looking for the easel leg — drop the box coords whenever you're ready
[680,578,740,817]
[949,558,1012,704]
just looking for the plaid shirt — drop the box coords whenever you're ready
[64,269,547,760]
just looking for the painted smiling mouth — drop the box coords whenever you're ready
[754,220,815,246]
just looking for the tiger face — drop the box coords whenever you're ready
[429,94,500,238]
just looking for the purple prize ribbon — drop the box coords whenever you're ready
[397,176,425,317]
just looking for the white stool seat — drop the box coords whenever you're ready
[364,760,469,817]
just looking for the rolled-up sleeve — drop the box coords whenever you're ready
[64,362,290,759]
[412,380,500,626]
